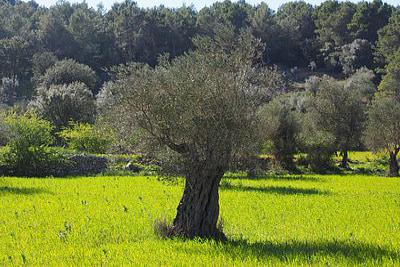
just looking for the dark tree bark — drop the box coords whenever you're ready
[389,152,399,177]
[169,166,226,240]
[340,149,349,169]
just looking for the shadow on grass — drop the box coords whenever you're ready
[224,174,322,182]
[0,186,53,195]
[218,239,399,264]
[221,184,330,195]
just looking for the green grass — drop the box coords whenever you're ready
[1,174,400,266]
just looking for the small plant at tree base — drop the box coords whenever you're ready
[153,218,172,239]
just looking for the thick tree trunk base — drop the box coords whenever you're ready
[167,223,227,241]
[167,168,227,241]
[339,150,350,169]
[389,153,399,177]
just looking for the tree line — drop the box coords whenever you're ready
[0,0,399,101]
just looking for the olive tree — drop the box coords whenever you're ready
[101,31,282,239]
[344,67,376,103]
[310,76,365,168]
[30,82,96,128]
[300,113,336,172]
[259,96,301,171]
[364,97,400,177]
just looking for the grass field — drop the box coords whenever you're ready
[1,174,400,266]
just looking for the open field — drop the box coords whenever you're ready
[1,174,400,266]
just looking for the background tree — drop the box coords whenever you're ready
[37,7,78,60]
[249,3,280,64]
[30,82,96,128]
[313,1,356,71]
[31,52,58,85]
[0,77,18,105]
[0,36,30,98]
[344,67,376,103]
[107,0,145,63]
[0,110,10,146]
[300,113,336,172]
[364,97,400,176]
[347,0,392,43]
[101,30,282,239]
[376,11,400,65]
[197,0,251,35]
[67,4,103,69]
[378,50,400,100]
[38,59,97,92]
[276,1,316,66]
[309,75,365,167]
[259,95,301,171]
[339,39,374,76]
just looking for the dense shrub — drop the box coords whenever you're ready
[29,82,96,128]
[0,113,68,177]
[59,122,113,154]
[38,59,97,91]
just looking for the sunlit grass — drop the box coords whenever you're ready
[1,174,399,265]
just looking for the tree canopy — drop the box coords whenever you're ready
[100,28,284,239]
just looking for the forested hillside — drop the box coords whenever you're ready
[0,0,399,101]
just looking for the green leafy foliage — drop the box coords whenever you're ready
[59,122,113,154]
[364,97,400,176]
[259,96,301,171]
[29,82,96,129]
[378,49,400,99]
[300,114,336,173]
[377,11,400,64]
[307,75,366,167]
[37,59,97,91]
[339,39,373,76]
[0,113,66,177]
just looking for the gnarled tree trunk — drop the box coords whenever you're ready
[389,152,399,177]
[170,167,226,240]
[340,149,349,169]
